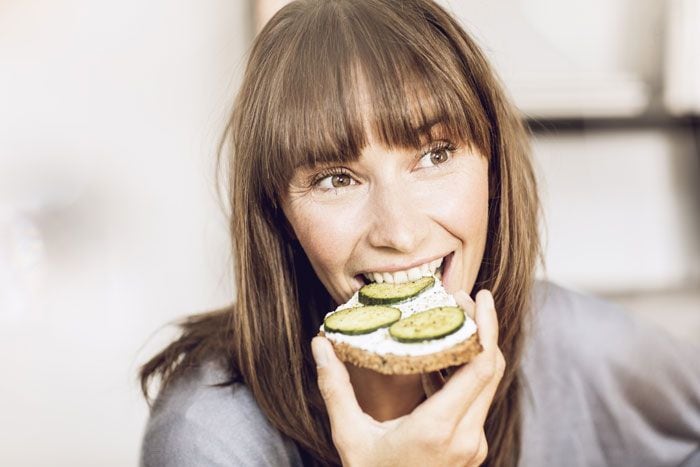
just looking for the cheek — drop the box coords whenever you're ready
[422,160,490,291]
[286,199,362,277]
[433,186,487,233]
[424,166,489,240]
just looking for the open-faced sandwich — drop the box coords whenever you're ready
[318,260,482,375]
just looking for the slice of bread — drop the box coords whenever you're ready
[318,276,482,375]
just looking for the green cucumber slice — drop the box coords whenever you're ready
[358,276,435,305]
[389,306,465,343]
[323,306,402,335]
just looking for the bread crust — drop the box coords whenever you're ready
[318,331,482,375]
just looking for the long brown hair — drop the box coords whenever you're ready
[140,1,541,465]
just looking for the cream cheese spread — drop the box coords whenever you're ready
[321,276,477,356]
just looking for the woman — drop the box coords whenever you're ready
[139,1,700,466]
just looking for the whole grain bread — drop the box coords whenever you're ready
[319,330,482,375]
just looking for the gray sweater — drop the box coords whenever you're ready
[140,283,700,466]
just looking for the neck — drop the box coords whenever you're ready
[345,364,425,421]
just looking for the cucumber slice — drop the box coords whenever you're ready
[324,306,402,335]
[389,306,465,343]
[358,276,435,305]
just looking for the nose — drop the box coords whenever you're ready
[366,181,429,253]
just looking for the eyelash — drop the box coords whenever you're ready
[309,140,458,189]
[421,141,458,165]
[309,166,351,188]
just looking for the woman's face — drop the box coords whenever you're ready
[283,125,489,305]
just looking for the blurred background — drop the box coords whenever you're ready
[0,0,698,465]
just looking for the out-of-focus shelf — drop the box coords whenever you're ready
[526,114,700,133]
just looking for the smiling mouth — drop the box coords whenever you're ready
[358,253,452,285]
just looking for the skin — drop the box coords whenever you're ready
[282,124,503,465]
[284,126,489,304]
[312,290,504,467]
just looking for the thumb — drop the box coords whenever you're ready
[312,336,363,428]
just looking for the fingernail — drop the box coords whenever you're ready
[481,289,494,307]
[311,337,329,368]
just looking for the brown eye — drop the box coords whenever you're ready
[331,174,351,187]
[430,149,449,165]
[312,169,356,191]
[417,142,456,169]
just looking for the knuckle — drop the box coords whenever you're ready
[475,433,489,464]
[473,358,496,385]
[421,423,451,449]
[465,435,482,458]
[452,434,485,465]
[331,429,354,452]
[317,373,338,402]
[495,351,506,378]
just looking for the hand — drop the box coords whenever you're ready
[311,289,506,467]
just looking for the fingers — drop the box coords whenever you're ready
[311,337,364,431]
[449,290,505,432]
[473,289,499,352]
[454,348,505,434]
[453,290,476,320]
[415,289,502,427]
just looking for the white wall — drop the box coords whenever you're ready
[440,0,665,117]
[533,129,700,293]
[0,1,249,465]
[441,0,700,294]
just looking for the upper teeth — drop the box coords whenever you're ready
[363,257,443,284]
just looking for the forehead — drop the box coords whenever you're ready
[291,71,474,170]
[292,121,456,174]
[254,7,493,200]
[354,74,443,139]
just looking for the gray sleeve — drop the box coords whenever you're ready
[139,362,303,467]
[522,283,700,467]
[585,306,700,465]
[141,413,268,467]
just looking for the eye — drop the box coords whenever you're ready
[312,169,357,191]
[416,141,456,169]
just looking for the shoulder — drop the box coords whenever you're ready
[520,281,700,466]
[530,280,630,331]
[526,281,698,370]
[527,281,632,359]
[140,360,302,467]
[521,281,634,401]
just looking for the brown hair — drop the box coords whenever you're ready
[140,1,541,465]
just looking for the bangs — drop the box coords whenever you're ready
[255,1,492,201]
